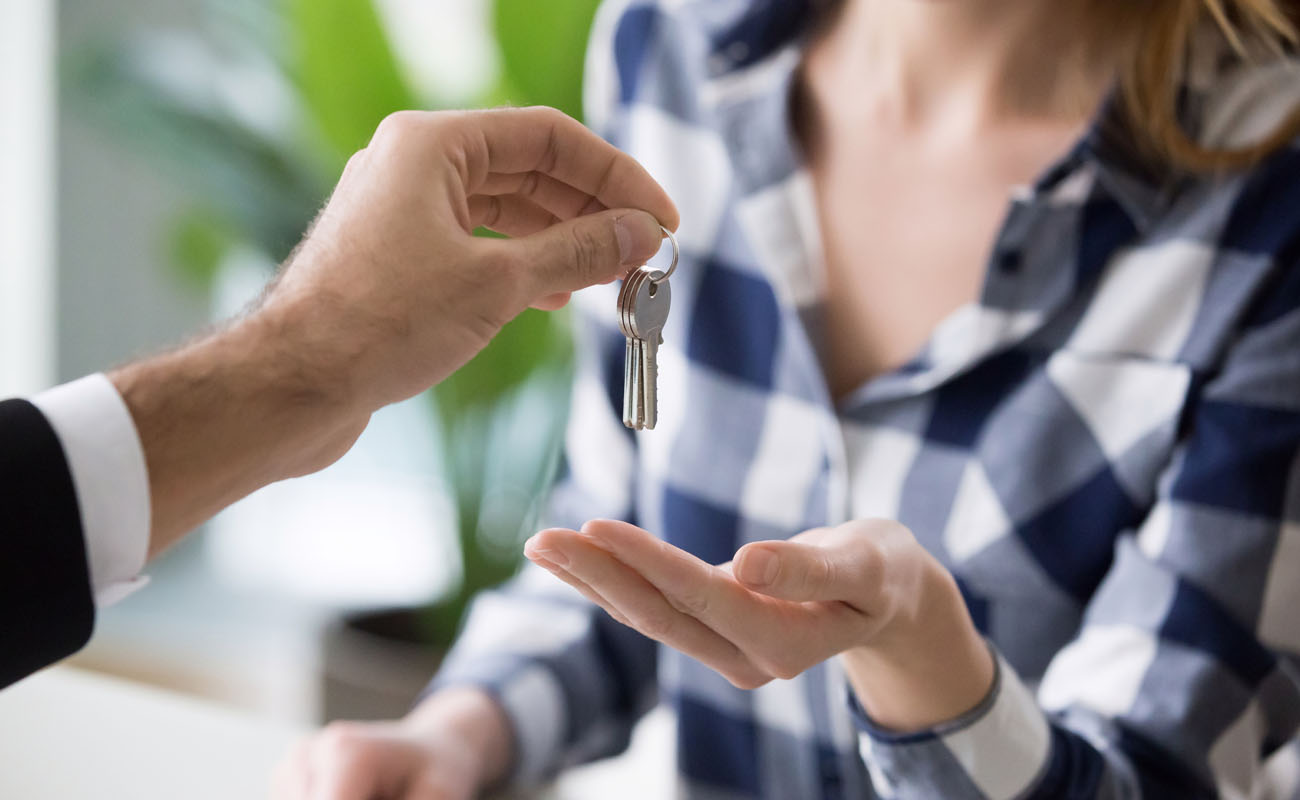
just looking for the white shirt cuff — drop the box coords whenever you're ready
[29,374,151,606]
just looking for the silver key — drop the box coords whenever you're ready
[616,225,679,431]
[622,336,638,427]
[624,268,652,428]
[618,281,636,428]
[628,270,671,430]
[617,269,648,428]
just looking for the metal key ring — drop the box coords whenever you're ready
[649,226,678,285]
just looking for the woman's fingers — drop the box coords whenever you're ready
[574,520,868,677]
[525,529,769,688]
[732,534,878,605]
[578,520,744,619]
[735,521,907,620]
[527,519,920,688]
[576,520,814,649]
[525,544,634,628]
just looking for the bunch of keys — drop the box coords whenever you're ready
[619,227,678,430]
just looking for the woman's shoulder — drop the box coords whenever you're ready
[1187,53,1300,341]
[1187,27,1300,156]
[1167,39,1300,263]
[1204,79,1300,267]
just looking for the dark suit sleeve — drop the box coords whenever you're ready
[0,398,95,690]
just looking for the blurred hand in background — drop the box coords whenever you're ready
[271,687,508,800]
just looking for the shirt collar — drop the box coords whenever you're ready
[1036,90,1182,235]
[697,0,1183,236]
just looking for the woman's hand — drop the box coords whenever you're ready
[524,519,995,732]
[271,688,512,800]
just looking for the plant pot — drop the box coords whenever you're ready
[320,607,447,723]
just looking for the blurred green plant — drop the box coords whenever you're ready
[66,0,602,645]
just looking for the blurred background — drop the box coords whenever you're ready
[0,0,601,727]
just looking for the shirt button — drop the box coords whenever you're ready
[819,750,844,800]
[995,248,1023,273]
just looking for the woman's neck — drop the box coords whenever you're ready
[811,0,1137,138]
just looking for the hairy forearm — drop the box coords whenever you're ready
[839,567,995,733]
[93,107,676,571]
[109,311,367,557]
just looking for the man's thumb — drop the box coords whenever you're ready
[508,209,664,296]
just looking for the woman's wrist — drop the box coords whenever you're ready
[839,560,995,734]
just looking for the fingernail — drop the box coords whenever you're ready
[524,537,569,568]
[532,557,563,572]
[739,548,778,587]
[615,211,662,266]
[578,519,621,553]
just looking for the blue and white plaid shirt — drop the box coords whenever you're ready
[434,2,1300,797]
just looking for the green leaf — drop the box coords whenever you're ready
[285,0,418,166]
[434,308,571,425]
[492,0,603,119]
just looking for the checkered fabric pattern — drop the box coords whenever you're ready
[431,2,1300,797]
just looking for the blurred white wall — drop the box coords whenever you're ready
[56,0,210,382]
[0,1,56,395]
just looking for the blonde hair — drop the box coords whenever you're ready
[1123,1,1300,171]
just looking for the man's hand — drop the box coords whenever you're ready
[265,106,678,411]
[110,106,677,553]
[523,519,995,733]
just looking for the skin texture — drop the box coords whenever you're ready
[803,0,1132,397]
[111,106,678,556]
[279,1,1144,796]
